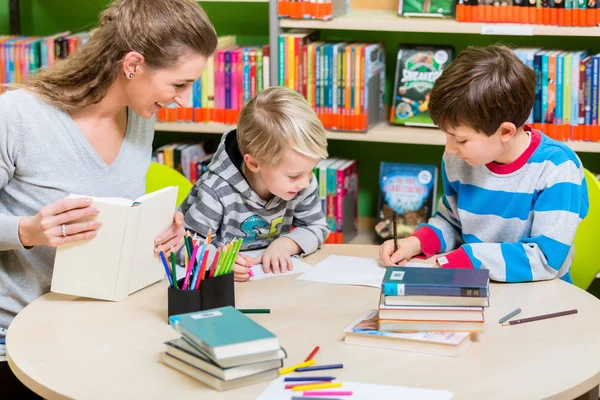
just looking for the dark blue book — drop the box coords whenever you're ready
[382,267,489,298]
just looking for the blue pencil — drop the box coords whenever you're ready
[190,244,207,289]
[159,249,173,287]
[284,376,336,382]
[295,364,343,372]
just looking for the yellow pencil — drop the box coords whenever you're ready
[291,382,342,392]
[278,360,315,375]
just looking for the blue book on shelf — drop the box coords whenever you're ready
[169,306,280,362]
[382,267,489,298]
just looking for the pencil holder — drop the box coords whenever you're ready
[167,278,202,321]
[167,274,235,323]
[200,272,235,311]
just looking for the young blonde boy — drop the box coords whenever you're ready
[180,87,330,281]
[380,45,589,283]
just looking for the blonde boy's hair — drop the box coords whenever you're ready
[237,86,328,166]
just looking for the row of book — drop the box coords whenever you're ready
[456,0,600,26]
[163,307,284,391]
[345,267,490,357]
[314,158,359,244]
[277,0,349,20]
[0,31,86,91]
[157,36,272,125]
[278,30,386,132]
[152,141,215,184]
[515,48,600,142]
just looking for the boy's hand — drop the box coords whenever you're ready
[232,253,252,282]
[379,236,422,267]
[251,237,300,274]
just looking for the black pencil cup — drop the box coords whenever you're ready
[167,273,235,323]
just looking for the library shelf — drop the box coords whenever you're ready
[279,9,600,37]
[154,122,600,153]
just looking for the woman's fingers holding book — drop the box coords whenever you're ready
[47,228,99,247]
[154,212,185,253]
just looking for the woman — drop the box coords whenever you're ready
[0,0,217,396]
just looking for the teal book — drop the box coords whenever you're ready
[382,267,489,298]
[169,307,280,362]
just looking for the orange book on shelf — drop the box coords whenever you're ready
[456,0,466,21]
[586,4,596,25]
[278,1,291,17]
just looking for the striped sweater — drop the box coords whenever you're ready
[412,129,589,283]
[179,129,330,254]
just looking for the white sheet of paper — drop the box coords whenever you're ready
[240,250,313,281]
[256,377,453,400]
[296,255,430,288]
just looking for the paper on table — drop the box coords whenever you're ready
[296,255,430,288]
[240,250,313,281]
[256,376,453,400]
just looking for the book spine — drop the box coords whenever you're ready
[278,35,285,87]
[256,47,263,94]
[533,52,543,126]
[382,283,489,298]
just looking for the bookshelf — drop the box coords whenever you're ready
[154,122,600,153]
[279,9,600,37]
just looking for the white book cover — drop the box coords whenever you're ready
[51,186,178,301]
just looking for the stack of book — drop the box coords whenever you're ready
[379,267,489,333]
[162,307,286,391]
[344,266,489,357]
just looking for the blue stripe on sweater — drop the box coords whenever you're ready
[528,137,582,168]
[462,245,482,269]
[462,233,483,244]
[500,243,533,282]
[454,182,534,220]
[524,235,571,271]
[534,182,585,215]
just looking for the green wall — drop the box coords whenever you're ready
[5,0,600,218]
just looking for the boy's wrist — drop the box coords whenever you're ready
[406,236,423,258]
[274,236,302,255]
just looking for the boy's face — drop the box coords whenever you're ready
[249,147,320,201]
[443,125,505,166]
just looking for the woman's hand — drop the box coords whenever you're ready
[18,198,101,247]
[154,211,185,256]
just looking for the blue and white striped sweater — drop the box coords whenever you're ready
[414,130,589,283]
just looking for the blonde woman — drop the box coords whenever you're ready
[179,86,330,281]
[0,0,217,395]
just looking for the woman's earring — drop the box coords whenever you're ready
[128,73,134,79]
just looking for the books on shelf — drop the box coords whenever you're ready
[164,307,284,390]
[456,0,599,26]
[152,141,215,184]
[314,158,359,244]
[399,0,456,18]
[51,187,178,301]
[279,30,386,132]
[375,162,438,243]
[157,36,272,125]
[277,0,350,20]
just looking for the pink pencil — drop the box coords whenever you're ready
[303,391,353,396]
[183,244,199,290]
[194,248,211,290]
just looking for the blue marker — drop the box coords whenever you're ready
[284,376,336,382]
[295,363,343,372]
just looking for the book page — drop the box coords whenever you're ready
[257,377,453,400]
[239,250,313,281]
[128,186,178,294]
[296,255,431,288]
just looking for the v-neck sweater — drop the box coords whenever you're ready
[0,89,155,330]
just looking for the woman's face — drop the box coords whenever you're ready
[126,51,208,119]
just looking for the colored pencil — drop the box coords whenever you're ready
[216,242,233,276]
[208,247,221,279]
[279,360,316,375]
[286,382,332,389]
[295,364,343,372]
[499,308,521,324]
[502,309,577,326]
[170,251,178,289]
[194,247,210,290]
[206,229,212,245]
[292,382,342,392]
[184,231,192,258]
[158,248,173,287]
[239,309,270,314]
[182,245,197,290]
[392,212,398,253]
[190,244,206,289]
[284,376,336,382]
[304,346,320,362]
[292,397,342,400]
[225,238,242,274]
[303,391,353,396]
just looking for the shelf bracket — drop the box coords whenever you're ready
[9,0,21,35]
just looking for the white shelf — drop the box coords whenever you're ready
[279,9,600,37]
[154,122,600,153]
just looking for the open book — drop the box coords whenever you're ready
[51,186,178,301]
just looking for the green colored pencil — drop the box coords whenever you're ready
[170,251,178,289]
[222,239,239,275]
[226,238,243,274]
[239,309,270,314]
[215,242,233,276]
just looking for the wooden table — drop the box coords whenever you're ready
[7,245,600,400]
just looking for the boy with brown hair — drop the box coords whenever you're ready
[380,45,589,283]
[180,86,330,281]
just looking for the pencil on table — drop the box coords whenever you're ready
[502,309,577,326]
[392,212,398,253]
